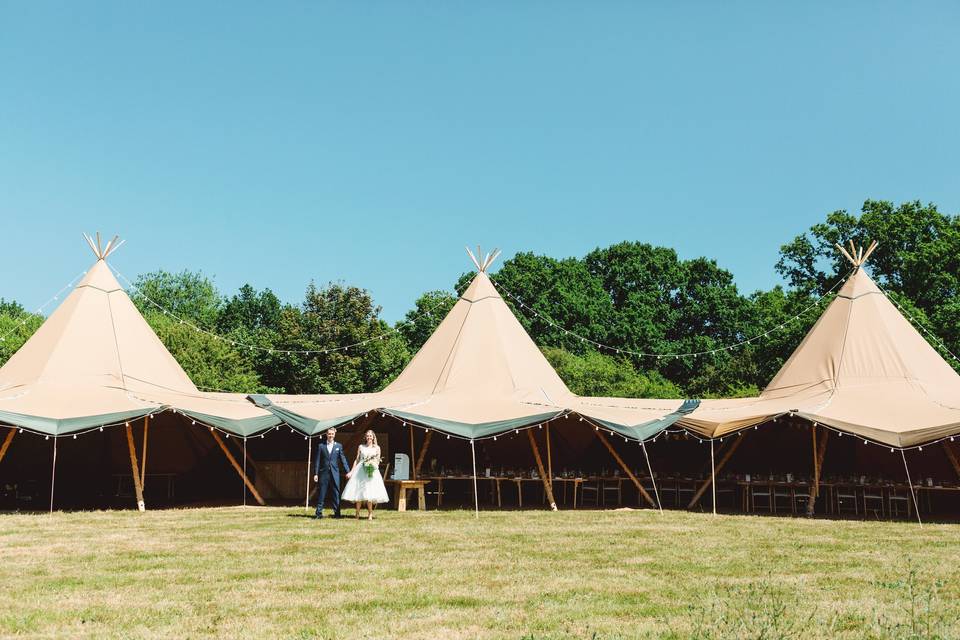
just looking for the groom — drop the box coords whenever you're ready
[312,427,352,519]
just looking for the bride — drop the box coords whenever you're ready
[342,430,390,520]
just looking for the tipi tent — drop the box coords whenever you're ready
[0,235,280,436]
[679,242,960,448]
[251,248,696,441]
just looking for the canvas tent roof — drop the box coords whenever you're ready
[679,247,960,448]
[0,240,280,436]
[253,249,695,440]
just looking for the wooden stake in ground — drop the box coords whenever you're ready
[0,427,15,466]
[414,429,433,478]
[210,429,265,506]
[125,422,146,512]
[594,429,655,507]
[688,435,744,510]
[527,429,557,511]
[807,426,829,515]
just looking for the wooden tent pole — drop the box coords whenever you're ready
[595,429,655,507]
[49,437,58,513]
[810,426,818,495]
[305,438,312,510]
[470,439,479,518]
[807,427,829,515]
[710,439,717,515]
[687,436,744,509]
[409,424,417,480]
[900,449,923,527]
[414,430,433,478]
[527,429,557,510]
[0,427,15,466]
[242,438,247,507]
[227,435,281,499]
[942,442,960,481]
[210,429,265,506]
[124,423,146,512]
[140,417,149,491]
[545,424,553,495]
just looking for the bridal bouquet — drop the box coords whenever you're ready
[360,453,380,478]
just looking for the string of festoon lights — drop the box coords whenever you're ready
[874,282,960,365]
[5,264,956,457]
[645,413,960,453]
[108,265,451,357]
[0,269,88,344]
[487,272,850,360]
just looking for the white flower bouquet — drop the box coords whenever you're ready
[360,452,380,478]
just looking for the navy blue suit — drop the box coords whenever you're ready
[314,440,351,517]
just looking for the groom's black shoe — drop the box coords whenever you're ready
[333,512,343,519]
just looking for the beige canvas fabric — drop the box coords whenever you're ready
[262,268,688,433]
[679,267,960,447]
[0,256,277,434]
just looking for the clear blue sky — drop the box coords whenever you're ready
[2,2,957,321]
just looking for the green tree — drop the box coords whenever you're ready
[543,347,682,398]
[130,270,222,328]
[145,312,270,392]
[777,200,960,371]
[0,300,43,367]
[460,252,615,354]
[267,282,409,394]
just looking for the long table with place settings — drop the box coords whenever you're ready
[416,475,636,508]
[735,478,960,517]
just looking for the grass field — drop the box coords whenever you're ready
[1,507,959,639]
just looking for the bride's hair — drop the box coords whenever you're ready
[363,430,378,446]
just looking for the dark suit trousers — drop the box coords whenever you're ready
[316,469,341,516]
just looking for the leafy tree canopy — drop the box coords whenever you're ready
[2,199,956,394]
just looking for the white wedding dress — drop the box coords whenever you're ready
[342,444,390,504]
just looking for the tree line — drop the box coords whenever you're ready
[1,200,957,398]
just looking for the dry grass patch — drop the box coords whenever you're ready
[0,508,958,639]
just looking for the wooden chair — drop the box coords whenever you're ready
[580,479,600,507]
[773,485,793,513]
[862,486,884,519]
[714,482,735,511]
[677,480,696,508]
[835,486,859,516]
[602,478,622,507]
[657,478,678,508]
[888,488,911,519]
[792,485,810,514]
[750,483,773,513]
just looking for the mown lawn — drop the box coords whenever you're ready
[0,507,958,639]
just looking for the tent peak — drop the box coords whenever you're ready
[465,246,501,273]
[83,232,125,261]
[835,239,878,270]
